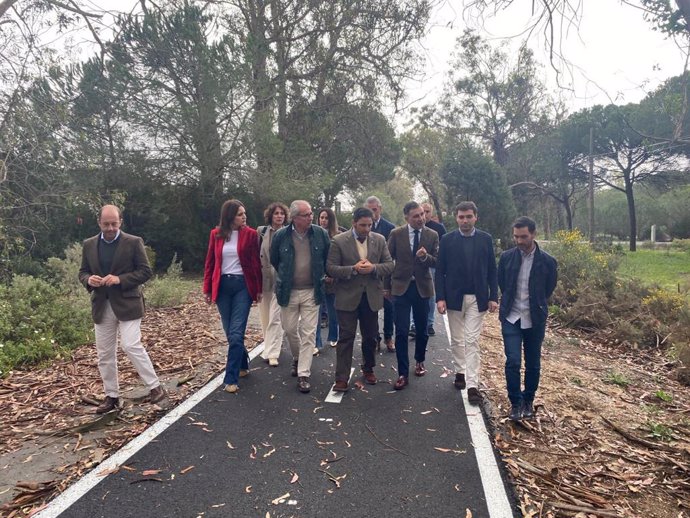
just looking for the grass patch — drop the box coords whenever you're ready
[618,248,690,295]
[603,371,630,387]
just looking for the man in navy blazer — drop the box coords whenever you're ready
[498,216,557,421]
[366,196,396,352]
[435,201,497,405]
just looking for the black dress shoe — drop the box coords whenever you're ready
[291,360,298,377]
[96,396,119,414]
[522,400,535,419]
[467,387,483,405]
[509,405,522,421]
[298,376,311,393]
[427,325,435,336]
[453,373,466,390]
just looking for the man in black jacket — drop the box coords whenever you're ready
[498,216,558,421]
[435,201,497,405]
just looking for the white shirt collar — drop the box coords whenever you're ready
[100,230,121,244]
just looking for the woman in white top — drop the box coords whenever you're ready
[203,199,262,393]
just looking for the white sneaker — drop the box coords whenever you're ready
[329,341,337,347]
[313,347,320,356]
[268,358,279,367]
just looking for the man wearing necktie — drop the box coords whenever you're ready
[385,201,439,390]
[366,196,396,352]
[326,207,394,391]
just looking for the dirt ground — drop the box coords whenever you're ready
[1,301,689,517]
[479,314,690,518]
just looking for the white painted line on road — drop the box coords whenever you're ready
[34,341,266,518]
[442,313,514,518]
[324,367,355,403]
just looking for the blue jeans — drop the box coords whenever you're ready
[216,275,252,385]
[427,268,436,328]
[394,282,430,377]
[324,293,338,342]
[501,319,545,406]
[315,322,323,349]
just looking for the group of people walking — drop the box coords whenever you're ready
[79,196,557,422]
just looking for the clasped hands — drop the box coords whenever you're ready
[88,274,120,287]
[354,259,375,275]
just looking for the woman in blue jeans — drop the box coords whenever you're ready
[203,199,262,393]
[315,207,340,353]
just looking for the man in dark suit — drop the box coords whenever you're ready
[79,205,165,413]
[366,196,396,352]
[327,207,394,391]
[435,201,498,405]
[422,202,447,337]
[385,201,439,390]
[498,216,557,421]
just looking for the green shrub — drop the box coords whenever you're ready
[0,275,92,376]
[144,254,196,308]
[545,229,620,303]
[545,230,690,349]
[45,242,85,296]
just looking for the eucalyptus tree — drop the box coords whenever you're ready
[398,127,449,221]
[281,97,400,208]
[219,0,431,186]
[439,30,559,168]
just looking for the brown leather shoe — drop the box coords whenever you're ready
[454,373,466,390]
[149,386,167,404]
[298,376,311,393]
[96,396,119,414]
[393,376,408,390]
[414,362,426,377]
[362,371,377,385]
[384,337,395,352]
[333,380,348,392]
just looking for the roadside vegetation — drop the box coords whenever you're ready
[545,231,690,383]
[0,244,197,377]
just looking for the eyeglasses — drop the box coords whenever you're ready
[298,212,313,218]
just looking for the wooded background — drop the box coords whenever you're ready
[2,0,690,273]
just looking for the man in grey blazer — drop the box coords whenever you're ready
[327,207,394,391]
[385,201,439,390]
[79,205,165,413]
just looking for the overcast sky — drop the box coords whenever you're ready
[400,0,689,122]
[67,0,689,124]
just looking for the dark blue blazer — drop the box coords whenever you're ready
[425,220,446,239]
[497,242,558,327]
[372,217,395,241]
[435,229,498,312]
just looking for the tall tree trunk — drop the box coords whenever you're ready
[624,171,637,252]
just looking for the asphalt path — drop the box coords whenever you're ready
[49,316,516,518]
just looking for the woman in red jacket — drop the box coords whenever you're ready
[203,199,262,393]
